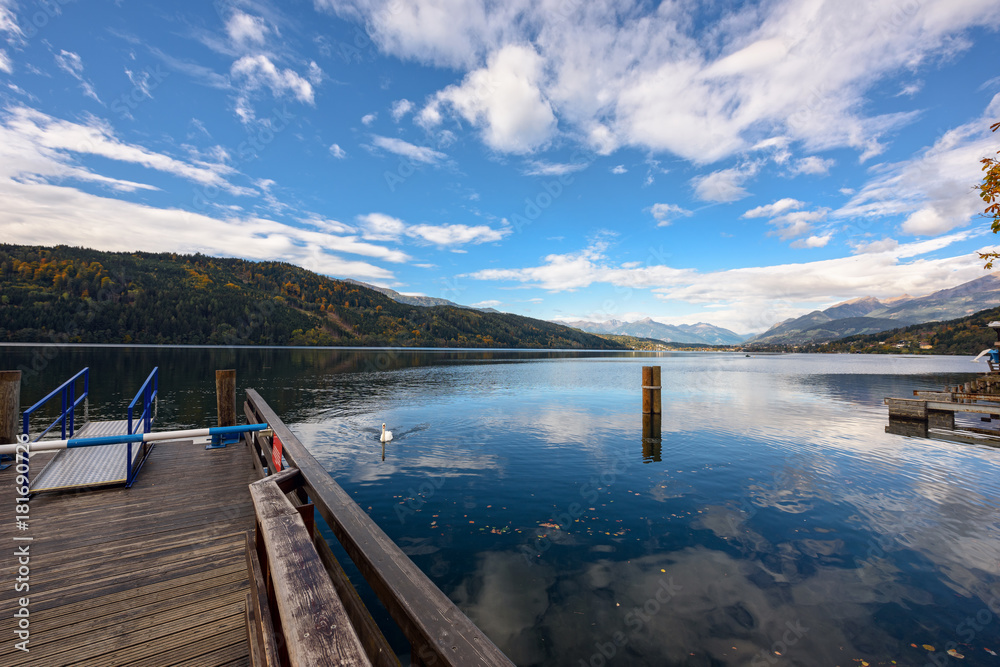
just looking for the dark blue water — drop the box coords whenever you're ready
[4,346,999,665]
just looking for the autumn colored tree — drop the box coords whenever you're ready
[977,121,1000,268]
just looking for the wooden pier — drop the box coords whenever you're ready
[0,438,257,666]
[0,380,515,666]
[885,362,1000,446]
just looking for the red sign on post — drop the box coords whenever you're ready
[272,434,282,472]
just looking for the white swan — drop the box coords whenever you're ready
[380,423,393,442]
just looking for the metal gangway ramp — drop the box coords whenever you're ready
[24,368,159,492]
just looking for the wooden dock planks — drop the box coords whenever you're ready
[0,438,259,666]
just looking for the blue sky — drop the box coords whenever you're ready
[1,0,999,333]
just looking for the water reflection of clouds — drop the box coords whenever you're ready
[294,351,1000,662]
[451,544,945,666]
[294,421,506,483]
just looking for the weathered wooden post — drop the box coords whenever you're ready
[216,369,236,427]
[0,370,20,444]
[642,366,661,415]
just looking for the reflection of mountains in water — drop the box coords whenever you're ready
[788,372,981,410]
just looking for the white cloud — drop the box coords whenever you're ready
[611,164,627,174]
[317,1,1000,165]
[1,106,243,192]
[466,238,689,292]
[307,61,323,85]
[0,166,405,281]
[226,12,270,46]
[649,203,692,227]
[770,208,830,240]
[148,46,230,90]
[304,217,356,235]
[329,143,347,159]
[0,50,12,74]
[465,232,986,331]
[231,54,314,103]
[0,0,21,37]
[408,223,508,246]
[836,95,1000,236]
[370,134,447,164]
[55,50,84,78]
[473,300,502,308]
[1,186,403,280]
[391,98,414,121]
[358,212,407,241]
[743,198,804,219]
[361,112,377,125]
[522,160,586,176]
[789,156,835,176]
[790,233,832,249]
[314,0,526,69]
[54,50,102,103]
[230,54,315,122]
[358,211,509,246]
[850,237,899,255]
[427,43,556,154]
[692,163,760,202]
[585,123,618,155]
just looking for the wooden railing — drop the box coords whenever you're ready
[246,467,371,666]
[243,389,514,667]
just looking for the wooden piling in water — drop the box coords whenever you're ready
[216,369,236,427]
[642,413,661,462]
[642,366,661,415]
[0,370,20,445]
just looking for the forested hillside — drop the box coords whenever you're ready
[0,245,624,350]
[817,306,1000,355]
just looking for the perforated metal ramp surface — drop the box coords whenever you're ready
[30,420,143,492]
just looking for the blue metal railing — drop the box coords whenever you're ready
[128,367,158,435]
[22,368,89,442]
[126,367,158,487]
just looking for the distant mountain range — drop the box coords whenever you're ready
[748,273,1000,345]
[559,317,748,345]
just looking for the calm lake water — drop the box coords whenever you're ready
[4,345,1000,666]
